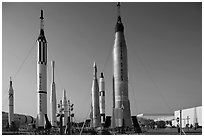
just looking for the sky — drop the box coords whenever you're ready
[2,2,202,122]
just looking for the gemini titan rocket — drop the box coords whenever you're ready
[112,3,132,128]
[37,10,48,128]
[99,73,105,125]
[50,61,57,127]
[8,77,14,127]
[91,62,101,128]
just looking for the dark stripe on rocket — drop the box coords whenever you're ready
[38,91,47,94]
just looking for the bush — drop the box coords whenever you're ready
[156,121,166,128]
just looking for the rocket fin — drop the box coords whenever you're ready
[44,114,52,129]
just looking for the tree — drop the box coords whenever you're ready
[137,118,155,128]
[166,120,172,127]
[156,120,166,128]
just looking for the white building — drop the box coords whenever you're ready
[172,106,202,128]
[137,113,174,121]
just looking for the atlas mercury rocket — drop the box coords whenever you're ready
[50,61,57,127]
[91,62,101,128]
[8,77,14,127]
[37,10,48,128]
[112,3,132,128]
[99,73,105,125]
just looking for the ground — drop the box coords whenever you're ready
[2,127,202,135]
[141,127,202,135]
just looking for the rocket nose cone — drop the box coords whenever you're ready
[93,62,97,78]
[63,89,66,97]
[51,60,55,67]
[93,61,96,68]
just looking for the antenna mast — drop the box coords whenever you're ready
[40,10,44,30]
[117,2,121,17]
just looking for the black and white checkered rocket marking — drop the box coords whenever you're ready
[99,73,106,125]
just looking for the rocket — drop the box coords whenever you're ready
[99,73,105,125]
[112,2,132,128]
[111,76,115,128]
[91,62,101,128]
[62,89,68,126]
[8,77,14,127]
[37,10,48,129]
[50,61,57,127]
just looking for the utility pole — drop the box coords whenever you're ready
[180,110,182,135]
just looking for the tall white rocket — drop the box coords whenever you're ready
[63,89,68,126]
[112,3,132,128]
[8,77,14,127]
[50,61,57,127]
[99,73,105,125]
[91,62,101,127]
[37,10,48,128]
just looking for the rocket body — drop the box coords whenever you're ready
[91,62,101,128]
[8,78,14,126]
[50,61,57,127]
[111,76,116,128]
[99,73,105,125]
[112,15,132,127]
[37,10,47,128]
[63,89,68,126]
